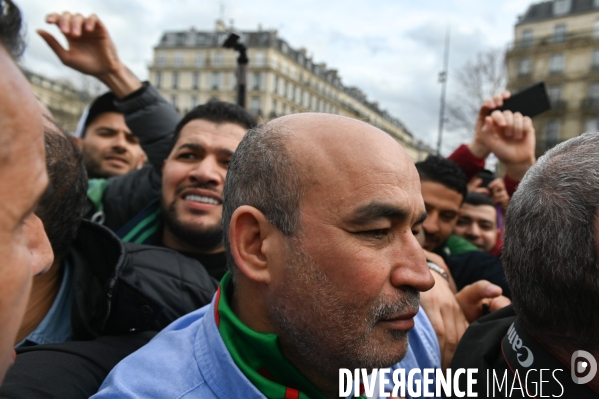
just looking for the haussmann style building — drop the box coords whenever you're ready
[506,0,599,156]
[147,21,432,162]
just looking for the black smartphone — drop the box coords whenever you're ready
[495,82,551,118]
[478,169,496,188]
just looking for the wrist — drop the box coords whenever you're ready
[96,63,142,98]
[504,157,535,180]
[468,139,491,160]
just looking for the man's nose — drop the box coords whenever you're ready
[468,223,481,238]
[390,233,435,293]
[188,156,222,184]
[422,213,439,235]
[24,214,54,276]
[112,132,130,153]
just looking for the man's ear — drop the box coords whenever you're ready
[136,152,147,169]
[71,136,82,148]
[229,205,281,284]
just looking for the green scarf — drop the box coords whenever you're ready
[216,272,366,399]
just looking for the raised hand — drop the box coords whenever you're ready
[481,109,536,180]
[38,12,141,98]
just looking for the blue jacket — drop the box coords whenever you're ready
[92,293,440,399]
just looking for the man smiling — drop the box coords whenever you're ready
[92,113,440,399]
[39,11,256,278]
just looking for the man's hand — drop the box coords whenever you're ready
[455,280,511,322]
[469,91,511,159]
[38,12,142,98]
[488,178,510,213]
[420,261,468,369]
[469,91,536,180]
[481,109,536,180]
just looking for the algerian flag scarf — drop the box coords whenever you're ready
[215,272,367,399]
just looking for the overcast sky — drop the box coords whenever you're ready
[17,0,537,152]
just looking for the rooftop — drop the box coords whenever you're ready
[518,0,599,25]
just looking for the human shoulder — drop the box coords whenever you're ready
[92,307,212,399]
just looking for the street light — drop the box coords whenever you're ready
[221,30,249,108]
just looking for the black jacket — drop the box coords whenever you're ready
[0,220,218,398]
[450,305,599,398]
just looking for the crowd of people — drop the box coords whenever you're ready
[1,1,598,398]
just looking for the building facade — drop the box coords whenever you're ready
[147,22,432,161]
[506,0,599,156]
[23,69,90,134]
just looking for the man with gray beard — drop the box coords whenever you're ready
[93,113,441,398]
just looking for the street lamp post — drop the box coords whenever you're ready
[222,31,249,108]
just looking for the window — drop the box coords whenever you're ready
[594,20,599,39]
[287,82,293,100]
[191,95,198,108]
[547,85,561,107]
[157,51,167,67]
[195,52,205,67]
[549,54,565,74]
[174,52,184,67]
[250,97,260,114]
[586,118,599,132]
[211,72,222,90]
[278,78,285,96]
[171,95,178,109]
[589,82,599,99]
[229,72,236,91]
[553,0,571,15]
[252,72,261,90]
[282,104,287,114]
[272,99,277,115]
[172,72,179,89]
[213,51,223,67]
[521,29,534,47]
[518,58,532,76]
[192,72,200,90]
[175,33,185,46]
[272,75,278,93]
[544,120,560,149]
[271,55,279,69]
[253,51,265,67]
[155,71,162,88]
[554,24,566,43]
[593,49,599,69]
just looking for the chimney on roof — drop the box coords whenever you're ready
[215,19,226,32]
[258,23,263,32]
[298,47,307,55]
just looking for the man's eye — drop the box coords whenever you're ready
[177,153,196,160]
[440,213,457,222]
[361,229,390,240]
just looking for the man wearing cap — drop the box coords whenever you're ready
[75,91,146,178]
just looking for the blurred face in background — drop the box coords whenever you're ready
[0,45,52,383]
[81,112,145,178]
[420,181,463,252]
[453,203,498,252]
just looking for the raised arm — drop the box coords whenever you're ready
[38,12,180,169]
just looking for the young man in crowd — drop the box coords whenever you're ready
[452,132,599,398]
[0,0,54,384]
[74,91,146,178]
[0,115,217,398]
[40,12,256,279]
[93,113,443,398]
[453,192,500,255]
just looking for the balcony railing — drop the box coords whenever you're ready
[549,99,567,111]
[509,28,599,51]
[581,97,599,111]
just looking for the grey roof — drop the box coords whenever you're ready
[518,0,599,24]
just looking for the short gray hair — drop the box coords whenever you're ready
[222,123,305,272]
[503,132,599,349]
